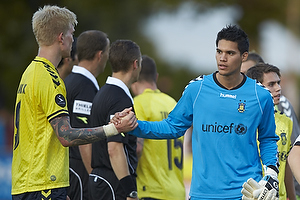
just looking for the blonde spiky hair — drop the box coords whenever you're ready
[32,5,77,46]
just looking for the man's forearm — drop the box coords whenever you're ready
[285,160,296,200]
[288,145,300,184]
[50,115,107,147]
[51,108,137,147]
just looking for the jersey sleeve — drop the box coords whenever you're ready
[129,81,196,139]
[257,92,279,168]
[39,67,68,122]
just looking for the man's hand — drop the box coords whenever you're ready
[241,166,279,200]
[111,107,133,125]
[103,108,137,137]
[241,178,260,200]
[113,109,138,133]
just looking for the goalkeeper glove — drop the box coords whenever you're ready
[241,165,279,200]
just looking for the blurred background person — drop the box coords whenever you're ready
[242,52,300,199]
[131,55,185,200]
[246,63,296,200]
[57,37,78,80]
[242,52,300,143]
[64,30,110,200]
[240,52,264,74]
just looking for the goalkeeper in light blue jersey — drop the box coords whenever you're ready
[114,25,279,200]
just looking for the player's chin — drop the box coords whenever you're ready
[274,100,279,105]
[274,98,280,105]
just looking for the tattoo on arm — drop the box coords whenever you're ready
[50,115,107,147]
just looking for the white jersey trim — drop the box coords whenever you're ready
[72,65,99,90]
[106,76,134,104]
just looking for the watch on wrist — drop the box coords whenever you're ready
[128,191,138,198]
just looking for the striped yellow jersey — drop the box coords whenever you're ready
[134,89,185,200]
[275,110,293,200]
[11,57,69,195]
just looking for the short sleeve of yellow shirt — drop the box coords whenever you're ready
[11,57,69,195]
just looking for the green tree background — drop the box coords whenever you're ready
[0,0,299,112]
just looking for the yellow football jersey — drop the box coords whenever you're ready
[11,57,69,195]
[134,89,185,200]
[275,111,293,200]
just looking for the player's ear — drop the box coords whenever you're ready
[97,50,103,61]
[242,52,248,62]
[58,32,64,44]
[133,59,139,70]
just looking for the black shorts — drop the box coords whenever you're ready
[12,187,67,200]
[68,158,90,200]
[89,168,136,200]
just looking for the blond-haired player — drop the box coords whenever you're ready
[11,5,136,200]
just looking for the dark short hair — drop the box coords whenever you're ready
[70,37,77,61]
[77,30,108,61]
[247,52,264,64]
[246,63,281,83]
[109,40,141,73]
[216,24,249,54]
[138,55,157,83]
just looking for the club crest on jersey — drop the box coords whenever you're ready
[280,132,287,145]
[238,100,246,113]
[55,94,66,107]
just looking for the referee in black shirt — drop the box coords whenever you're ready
[64,30,110,200]
[89,40,141,200]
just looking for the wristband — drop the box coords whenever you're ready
[103,123,118,137]
[266,165,279,175]
[119,175,136,197]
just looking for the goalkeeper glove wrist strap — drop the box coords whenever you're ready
[266,165,279,175]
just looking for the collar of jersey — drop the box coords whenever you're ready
[143,88,160,94]
[72,65,99,90]
[106,76,134,104]
[35,56,56,70]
